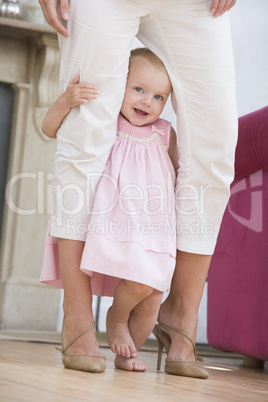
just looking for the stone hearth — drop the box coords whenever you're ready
[0,17,61,331]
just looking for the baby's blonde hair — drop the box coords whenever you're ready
[129,48,168,75]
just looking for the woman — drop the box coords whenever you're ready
[39,0,238,379]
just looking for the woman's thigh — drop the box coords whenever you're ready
[58,0,155,158]
[51,0,154,240]
[138,0,238,254]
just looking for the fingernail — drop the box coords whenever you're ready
[63,13,69,20]
[211,8,216,15]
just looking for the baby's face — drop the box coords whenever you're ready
[121,57,172,126]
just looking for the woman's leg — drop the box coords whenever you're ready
[107,280,155,358]
[138,0,238,254]
[137,0,238,364]
[58,238,101,357]
[50,0,154,240]
[159,251,211,361]
[114,289,163,371]
[51,0,154,360]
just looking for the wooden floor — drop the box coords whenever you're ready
[0,339,267,402]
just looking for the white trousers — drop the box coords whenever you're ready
[50,0,238,255]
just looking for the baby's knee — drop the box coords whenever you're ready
[124,280,154,299]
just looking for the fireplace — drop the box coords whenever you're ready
[0,17,61,331]
[0,83,14,238]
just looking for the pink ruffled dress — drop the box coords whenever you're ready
[40,114,177,296]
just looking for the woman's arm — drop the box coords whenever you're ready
[41,75,99,138]
[168,126,180,175]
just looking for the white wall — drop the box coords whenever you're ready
[230,0,268,116]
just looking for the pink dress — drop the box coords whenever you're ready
[40,114,177,295]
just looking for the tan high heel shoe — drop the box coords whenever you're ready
[56,322,106,373]
[153,322,209,379]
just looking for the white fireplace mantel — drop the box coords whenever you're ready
[0,17,61,331]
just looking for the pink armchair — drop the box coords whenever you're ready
[207,106,268,366]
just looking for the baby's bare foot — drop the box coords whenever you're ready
[114,354,147,372]
[106,306,137,358]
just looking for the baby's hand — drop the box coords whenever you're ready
[62,74,99,109]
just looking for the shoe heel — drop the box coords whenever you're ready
[153,327,164,371]
[156,339,164,370]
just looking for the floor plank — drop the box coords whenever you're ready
[0,340,267,401]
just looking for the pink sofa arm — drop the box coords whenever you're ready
[235,106,268,180]
[207,107,268,362]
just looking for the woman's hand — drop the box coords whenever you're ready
[39,0,69,37]
[210,0,237,18]
[60,75,99,109]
